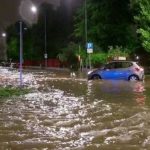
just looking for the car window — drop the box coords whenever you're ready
[105,62,133,69]
[114,62,122,69]
[105,62,115,69]
[122,62,133,68]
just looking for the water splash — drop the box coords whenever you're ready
[0,67,37,88]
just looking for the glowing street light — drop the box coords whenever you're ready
[2,33,6,37]
[31,5,37,14]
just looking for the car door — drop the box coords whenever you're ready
[112,62,125,79]
[119,62,133,79]
[113,62,132,80]
[100,62,118,79]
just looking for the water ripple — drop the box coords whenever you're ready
[0,69,150,149]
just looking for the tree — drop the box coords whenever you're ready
[74,0,137,52]
[57,42,81,70]
[6,22,32,62]
[131,0,150,52]
[6,24,19,61]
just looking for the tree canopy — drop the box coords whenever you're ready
[131,0,150,52]
[74,0,137,52]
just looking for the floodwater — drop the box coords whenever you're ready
[0,69,150,150]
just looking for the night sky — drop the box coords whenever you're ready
[0,0,81,60]
[0,0,60,32]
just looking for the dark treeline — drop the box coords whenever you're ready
[6,0,150,66]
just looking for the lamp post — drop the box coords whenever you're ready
[2,33,6,38]
[30,5,37,65]
[84,0,92,69]
[31,5,47,68]
[18,5,37,87]
[1,32,7,61]
[44,13,47,68]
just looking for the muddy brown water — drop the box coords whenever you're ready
[0,70,150,150]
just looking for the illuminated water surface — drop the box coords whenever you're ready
[0,69,150,150]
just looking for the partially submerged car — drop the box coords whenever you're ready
[88,61,144,81]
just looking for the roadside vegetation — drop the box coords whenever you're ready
[0,87,30,98]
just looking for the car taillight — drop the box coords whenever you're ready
[135,68,140,72]
[134,67,144,72]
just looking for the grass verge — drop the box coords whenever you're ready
[0,87,30,98]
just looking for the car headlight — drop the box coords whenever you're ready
[87,70,93,75]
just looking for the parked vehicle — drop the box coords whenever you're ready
[88,61,144,81]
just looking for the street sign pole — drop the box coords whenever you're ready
[87,42,93,69]
[89,53,91,69]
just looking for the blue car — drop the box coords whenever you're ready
[87,61,144,81]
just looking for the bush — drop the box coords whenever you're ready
[107,46,129,60]
[91,53,107,67]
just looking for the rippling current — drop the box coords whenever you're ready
[0,70,150,150]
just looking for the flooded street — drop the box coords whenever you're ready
[0,68,150,150]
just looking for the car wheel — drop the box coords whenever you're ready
[92,75,101,80]
[128,75,139,81]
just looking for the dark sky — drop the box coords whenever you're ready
[0,0,60,32]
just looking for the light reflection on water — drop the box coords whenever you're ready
[0,70,150,149]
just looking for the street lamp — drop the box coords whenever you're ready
[31,5,37,14]
[30,5,47,68]
[2,32,6,38]
[18,5,37,88]
[30,5,37,65]
[84,0,92,69]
